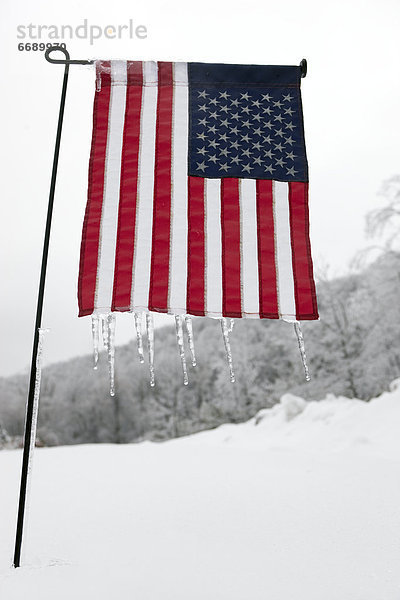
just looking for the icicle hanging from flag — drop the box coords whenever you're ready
[78,59,319,391]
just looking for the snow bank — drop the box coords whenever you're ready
[183,384,400,460]
[1,386,400,600]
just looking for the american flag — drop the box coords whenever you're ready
[78,60,318,322]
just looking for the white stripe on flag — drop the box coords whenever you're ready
[130,61,158,311]
[95,60,127,311]
[273,181,296,321]
[205,178,222,317]
[168,62,189,314]
[239,179,260,318]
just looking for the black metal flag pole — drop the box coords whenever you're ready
[13,46,93,569]
[12,50,306,568]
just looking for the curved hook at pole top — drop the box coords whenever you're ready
[45,46,94,66]
[45,46,70,63]
[300,58,307,78]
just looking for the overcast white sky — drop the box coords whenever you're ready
[0,0,399,377]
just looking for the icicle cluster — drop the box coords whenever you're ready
[132,313,199,387]
[131,312,197,387]
[131,312,155,386]
[89,309,248,393]
[90,312,312,393]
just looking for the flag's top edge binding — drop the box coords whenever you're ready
[94,60,302,87]
[93,59,303,69]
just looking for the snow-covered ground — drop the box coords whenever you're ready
[1,387,400,600]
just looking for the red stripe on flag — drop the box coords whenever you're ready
[111,61,143,312]
[221,178,242,318]
[78,63,111,317]
[148,61,173,313]
[288,182,319,320]
[187,177,206,316]
[256,180,279,318]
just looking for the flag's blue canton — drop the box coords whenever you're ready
[188,63,308,182]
